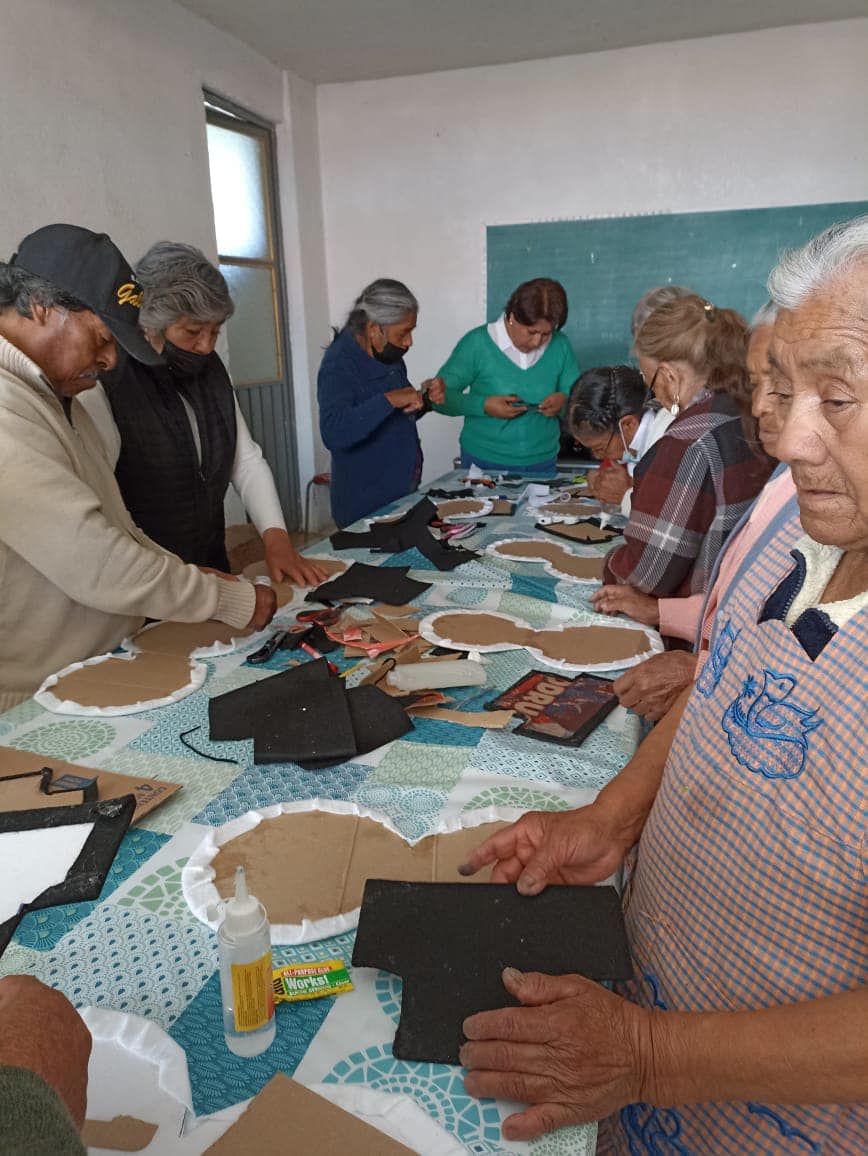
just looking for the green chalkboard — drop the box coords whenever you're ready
[487,201,868,371]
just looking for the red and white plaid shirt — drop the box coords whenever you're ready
[604,390,772,597]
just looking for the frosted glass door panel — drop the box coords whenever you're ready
[220,263,281,385]
[207,124,270,260]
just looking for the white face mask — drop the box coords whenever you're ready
[617,419,640,466]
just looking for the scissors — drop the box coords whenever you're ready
[295,608,342,627]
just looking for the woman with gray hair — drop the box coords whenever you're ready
[80,242,326,586]
[317,278,443,526]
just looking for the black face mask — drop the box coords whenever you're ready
[373,341,407,365]
[162,339,211,379]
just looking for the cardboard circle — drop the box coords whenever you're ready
[34,619,264,717]
[242,556,348,608]
[485,538,605,583]
[418,608,661,673]
[182,799,521,945]
[435,497,493,522]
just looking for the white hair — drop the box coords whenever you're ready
[768,215,868,309]
[750,301,778,332]
[136,241,234,333]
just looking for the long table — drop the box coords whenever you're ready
[0,471,644,1155]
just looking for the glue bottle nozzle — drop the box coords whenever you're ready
[234,865,249,903]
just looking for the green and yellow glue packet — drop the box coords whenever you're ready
[272,959,354,1003]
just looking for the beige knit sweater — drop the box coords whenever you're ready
[0,337,256,712]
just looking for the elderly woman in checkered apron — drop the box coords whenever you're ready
[458,217,868,1154]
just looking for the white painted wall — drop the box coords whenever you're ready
[316,18,868,481]
[0,0,330,526]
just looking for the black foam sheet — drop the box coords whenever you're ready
[352,881,632,1064]
[0,795,136,957]
[209,660,330,742]
[209,660,414,768]
[330,500,476,572]
[253,676,356,766]
[306,562,431,605]
[345,685,414,754]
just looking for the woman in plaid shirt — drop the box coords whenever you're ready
[600,296,772,601]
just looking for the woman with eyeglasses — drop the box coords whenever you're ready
[592,295,772,624]
[427,278,578,474]
[565,365,673,512]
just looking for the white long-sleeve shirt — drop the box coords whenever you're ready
[80,384,287,534]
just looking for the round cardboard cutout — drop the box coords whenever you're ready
[419,609,661,672]
[486,538,605,583]
[182,799,522,944]
[34,619,265,717]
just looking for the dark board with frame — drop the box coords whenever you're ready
[487,201,868,372]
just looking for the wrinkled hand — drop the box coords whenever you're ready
[262,528,328,587]
[461,969,653,1139]
[485,394,527,419]
[421,376,446,405]
[592,584,660,626]
[459,807,625,895]
[247,582,277,630]
[591,464,632,505]
[537,391,567,418]
[386,386,423,412]
[613,650,698,722]
[0,975,92,1129]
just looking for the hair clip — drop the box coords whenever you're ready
[703,301,717,322]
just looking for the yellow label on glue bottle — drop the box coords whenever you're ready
[217,867,276,1056]
[231,950,275,1032]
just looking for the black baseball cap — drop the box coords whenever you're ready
[10,224,162,366]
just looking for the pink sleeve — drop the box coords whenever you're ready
[657,593,705,642]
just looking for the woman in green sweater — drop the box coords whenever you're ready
[429,278,579,473]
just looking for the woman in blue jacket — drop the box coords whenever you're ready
[317,279,443,527]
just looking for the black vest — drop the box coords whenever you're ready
[102,352,237,570]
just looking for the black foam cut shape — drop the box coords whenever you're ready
[253,676,356,766]
[352,881,632,1064]
[536,519,622,544]
[0,794,136,957]
[344,685,414,754]
[306,562,431,606]
[208,660,330,742]
[292,684,415,770]
[330,499,476,573]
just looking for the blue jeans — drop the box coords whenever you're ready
[459,450,558,476]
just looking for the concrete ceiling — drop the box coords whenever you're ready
[176,0,865,83]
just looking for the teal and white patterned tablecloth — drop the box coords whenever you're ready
[0,471,641,1156]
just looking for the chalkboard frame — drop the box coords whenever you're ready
[487,201,868,372]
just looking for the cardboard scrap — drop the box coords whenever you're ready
[425,611,651,664]
[211,812,510,925]
[81,1116,158,1152]
[489,538,605,581]
[203,1073,414,1155]
[407,706,514,728]
[538,499,602,518]
[0,748,179,823]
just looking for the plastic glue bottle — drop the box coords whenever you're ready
[216,866,275,1056]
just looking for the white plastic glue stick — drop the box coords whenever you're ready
[386,659,487,692]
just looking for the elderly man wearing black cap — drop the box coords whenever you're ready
[0,224,276,710]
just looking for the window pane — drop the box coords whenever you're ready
[220,263,281,384]
[207,123,270,259]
